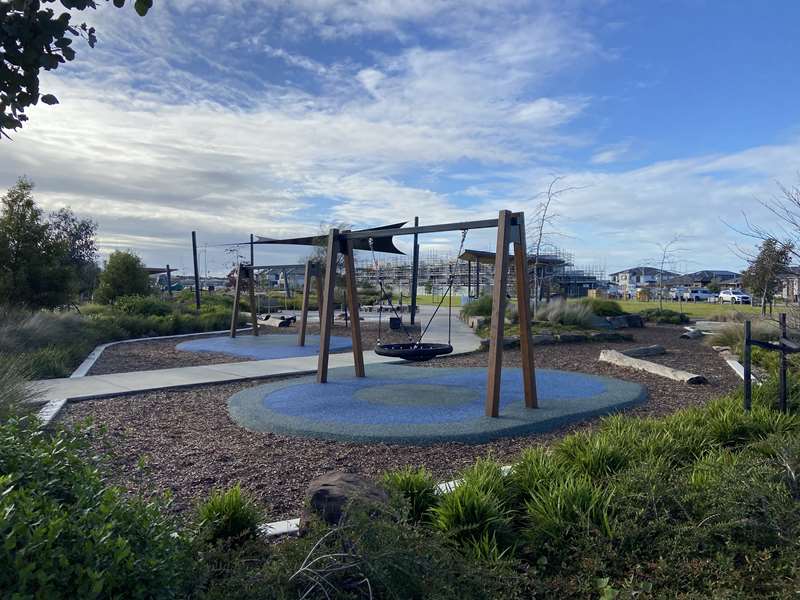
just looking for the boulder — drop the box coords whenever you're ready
[621,344,666,358]
[624,314,645,328]
[680,329,703,339]
[556,333,588,343]
[479,336,521,350]
[606,315,630,330]
[589,331,633,342]
[532,334,555,345]
[301,472,389,530]
[589,315,613,330]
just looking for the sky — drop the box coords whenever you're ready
[2,0,800,277]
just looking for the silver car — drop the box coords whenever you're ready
[719,289,751,304]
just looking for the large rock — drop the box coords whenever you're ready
[589,315,613,330]
[556,333,588,343]
[621,344,666,358]
[479,336,522,350]
[624,314,645,328]
[606,315,630,330]
[589,331,633,342]
[301,472,389,530]
[680,329,704,339]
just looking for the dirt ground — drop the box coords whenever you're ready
[61,324,740,522]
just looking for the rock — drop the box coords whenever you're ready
[589,331,633,342]
[556,333,588,343]
[621,344,666,358]
[301,472,389,531]
[479,336,521,350]
[680,329,703,339]
[532,334,555,345]
[606,315,630,329]
[624,314,645,328]
[712,345,732,352]
[589,315,613,330]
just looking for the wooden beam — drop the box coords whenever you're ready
[343,238,365,377]
[512,213,537,409]
[317,229,339,383]
[485,210,512,417]
[599,350,708,384]
[316,271,323,322]
[298,260,312,347]
[230,263,242,338]
[247,266,259,336]
[344,217,511,240]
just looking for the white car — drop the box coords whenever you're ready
[719,289,751,304]
[683,288,717,302]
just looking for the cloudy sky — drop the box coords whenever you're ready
[2,0,800,277]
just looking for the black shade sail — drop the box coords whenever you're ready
[254,222,406,255]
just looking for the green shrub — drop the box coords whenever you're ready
[707,319,779,351]
[197,484,261,544]
[381,466,440,522]
[578,297,626,317]
[536,299,594,328]
[460,294,493,319]
[507,446,563,502]
[115,294,172,316]
[554,430,632,480]
[0,417,192,598]
[639,307,690,324]
[0,355,34,421]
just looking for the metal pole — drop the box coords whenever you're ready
[780,312,788,413]
[743,320,751,412]
[476,261,481,297]
[250,233,255,266]
[191,231,201,311]
[410,216,419,325]
[166,264,172,298]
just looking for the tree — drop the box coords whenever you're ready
[49,207,99,298]
[1,0,154,139]
[741,238,793,316]
[95,249,151,304]
[653,236,683,310]
[0,177,76,308]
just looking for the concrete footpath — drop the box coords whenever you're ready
[31,306,482,422]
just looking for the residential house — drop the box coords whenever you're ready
[608,267,679,297]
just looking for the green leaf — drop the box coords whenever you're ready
[112,0,125,7]
[40,95,59,106]
[134,0,153,16]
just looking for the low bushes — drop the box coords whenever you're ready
[639,307,689,324]
[460,294,493,318]
[707,318,779,353]
[578,297,626,317]
[535,299,594,329]
[197,484,261,545]
[0,417,193,598]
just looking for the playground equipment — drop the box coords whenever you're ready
[257,209,537,418]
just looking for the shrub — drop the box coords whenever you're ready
[0,417,191,598]
[95,250,152,304]
[381,466,440,522]
[197,484,261,544]
[578,297,626,317]
[115,294,172,316]
[0,355,34,421]
[535,299,594,329]
[554,430,632,480]
[460,294,493,319]
[707,319,779,351]
[639,307,689,324]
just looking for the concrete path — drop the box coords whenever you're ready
[31,305,481,407]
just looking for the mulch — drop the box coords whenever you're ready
[60,324,740,522]
[86,321,418,375]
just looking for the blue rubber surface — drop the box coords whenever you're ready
[228,364,647,445]
[176,334,352,360]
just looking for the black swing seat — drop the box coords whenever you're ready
[374,342,453,362]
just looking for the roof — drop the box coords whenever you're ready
[458,249,567,267]
[666,270,740,285]
[608,266,678,277]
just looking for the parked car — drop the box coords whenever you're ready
[670,286,689,300]
[718,289,752,304]
[683,288,717,302]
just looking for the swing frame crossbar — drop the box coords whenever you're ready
[316,209,537,418]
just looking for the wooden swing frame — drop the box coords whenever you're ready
[316,209,538,418]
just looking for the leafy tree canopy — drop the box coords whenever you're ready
[1,0,154,139]
[742,238,794,315]
[95,249,151,303]
[0,176,79,308]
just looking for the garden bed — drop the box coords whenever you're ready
[59,324,739,521]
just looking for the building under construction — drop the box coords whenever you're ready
[355,244,605,301]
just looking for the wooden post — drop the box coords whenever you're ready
[780,312,788,413]
[743,319,752,411]
[298,260,312,347]
[250,233,254,267]
[247,266,259,336]
[315,266,323,321]
[230,263,242,338]
[166,264,172,298]
[343,238,365,377]
[485,210,512,417]
[513,213,538,409]
[476,260,481,297]
[317,229,339,383]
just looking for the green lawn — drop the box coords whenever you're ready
[614,299,764,318]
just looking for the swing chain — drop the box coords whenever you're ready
[369,237,415,345]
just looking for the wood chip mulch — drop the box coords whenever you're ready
[61,325,739,522]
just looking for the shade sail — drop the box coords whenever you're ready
[254,222,406,255]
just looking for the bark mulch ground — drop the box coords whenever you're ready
[61,324,739,521]
[86,322,417,375]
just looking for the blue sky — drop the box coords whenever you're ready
[2,0,799,277]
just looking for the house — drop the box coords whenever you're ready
[777,266,800,302]
[665,270,740,288]
[608,267,679,296]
